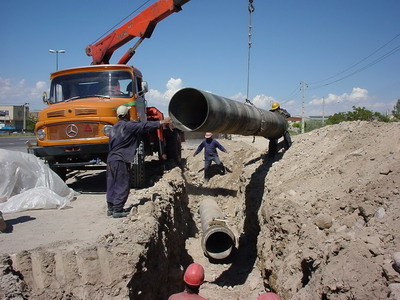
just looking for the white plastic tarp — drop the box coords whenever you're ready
[0,149,75,213]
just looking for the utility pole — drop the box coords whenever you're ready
[300,81,308,133]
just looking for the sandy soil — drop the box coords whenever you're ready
[0,121,399,300]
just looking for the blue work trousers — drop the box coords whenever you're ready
[106,160,131,212]
[204,155,223,179]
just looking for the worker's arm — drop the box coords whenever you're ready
[280,108,291,118]
[160,117,172,125]
[127,118,170,134]
[215,140,228,153]
[193,142,204,157]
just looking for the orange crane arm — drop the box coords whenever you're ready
[85,0,190,65]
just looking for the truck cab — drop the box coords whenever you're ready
[30,64,160,183]
[29,0,188,185]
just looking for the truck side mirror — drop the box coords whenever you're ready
[42,91,49,104]
[141,81,148,94]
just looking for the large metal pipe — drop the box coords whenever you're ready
[199,198,235,260]
[168,88,287,139]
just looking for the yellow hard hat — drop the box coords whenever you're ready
[271,102,280,110]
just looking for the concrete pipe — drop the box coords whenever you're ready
[168,88,287,139]
[199,198,235,260]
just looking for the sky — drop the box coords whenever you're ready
[1,0,399,118]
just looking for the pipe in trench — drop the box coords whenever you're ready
[199,198,235,260]
[168,88,288,139]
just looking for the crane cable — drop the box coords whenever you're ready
[245,0,255,106]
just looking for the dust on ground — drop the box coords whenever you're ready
[0,121,399,300]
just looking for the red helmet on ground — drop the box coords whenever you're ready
[183,263,205,286]
[257,292,282,300]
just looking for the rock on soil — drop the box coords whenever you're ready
[0,121,399,300]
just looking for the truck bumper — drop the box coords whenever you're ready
[30,143,109,157]
[28,143,109,169]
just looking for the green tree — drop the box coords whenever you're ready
[26,114,38,132]
[304,119,325,132]
[326,112,347,125]
[392,99,400,120]
[327,106,389,125]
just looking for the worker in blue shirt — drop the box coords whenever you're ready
[193,132,228,181]
[106,105,171,218]
[268,102,292,158]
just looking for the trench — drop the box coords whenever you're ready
[127,149,275,298]
[126,167,243,299]
[3,141,286,299]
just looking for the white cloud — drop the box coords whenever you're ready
[303,87,398,116]
[309,87,369,105]
[230,92,276,110]
[0,77,48,110]
[146,78,184,115]
[251,94,276,110]
[230,92,246,102]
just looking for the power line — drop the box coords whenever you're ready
[311,43,400,89]
[309,32,400,89]
[282,85,301,102]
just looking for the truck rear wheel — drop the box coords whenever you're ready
[165,129,182,166]
[131,142,145,188]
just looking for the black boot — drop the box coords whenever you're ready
[112,211,130,218]
[220,164,226,175]
[107,202,114,216]
[112,206,131,218]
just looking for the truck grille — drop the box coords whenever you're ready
[47,123,100,140]
[75,108,97,115]
[47,110,66,118]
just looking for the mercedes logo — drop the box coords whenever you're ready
[66,124,78,138]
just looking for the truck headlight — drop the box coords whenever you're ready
[102,125,112,137]
[37,129,46,140]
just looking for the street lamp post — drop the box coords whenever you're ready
[49,49,66,71]
[22,103,29,133]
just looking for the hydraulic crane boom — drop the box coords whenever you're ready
[86,0,190,65]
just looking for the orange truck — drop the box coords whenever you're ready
[29,0,189,187]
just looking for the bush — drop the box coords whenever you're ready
[327,106,390,125]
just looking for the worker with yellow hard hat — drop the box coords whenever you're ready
[268,101,292,158]
[271,101,280,110]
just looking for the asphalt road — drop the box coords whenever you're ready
[0,136,37,153]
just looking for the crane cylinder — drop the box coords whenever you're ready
[199,198,235,260]
[168,88,287,139]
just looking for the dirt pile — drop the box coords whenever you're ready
[0,121,399,299]
[257,121,400,299]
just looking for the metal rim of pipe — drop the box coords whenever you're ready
[201,223,236,260]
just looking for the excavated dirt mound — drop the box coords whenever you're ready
[0,121,399,299]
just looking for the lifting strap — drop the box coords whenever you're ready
[245,0,255,106]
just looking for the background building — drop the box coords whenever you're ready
[0,104,30,132]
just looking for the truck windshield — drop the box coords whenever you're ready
[49,70,134,103]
